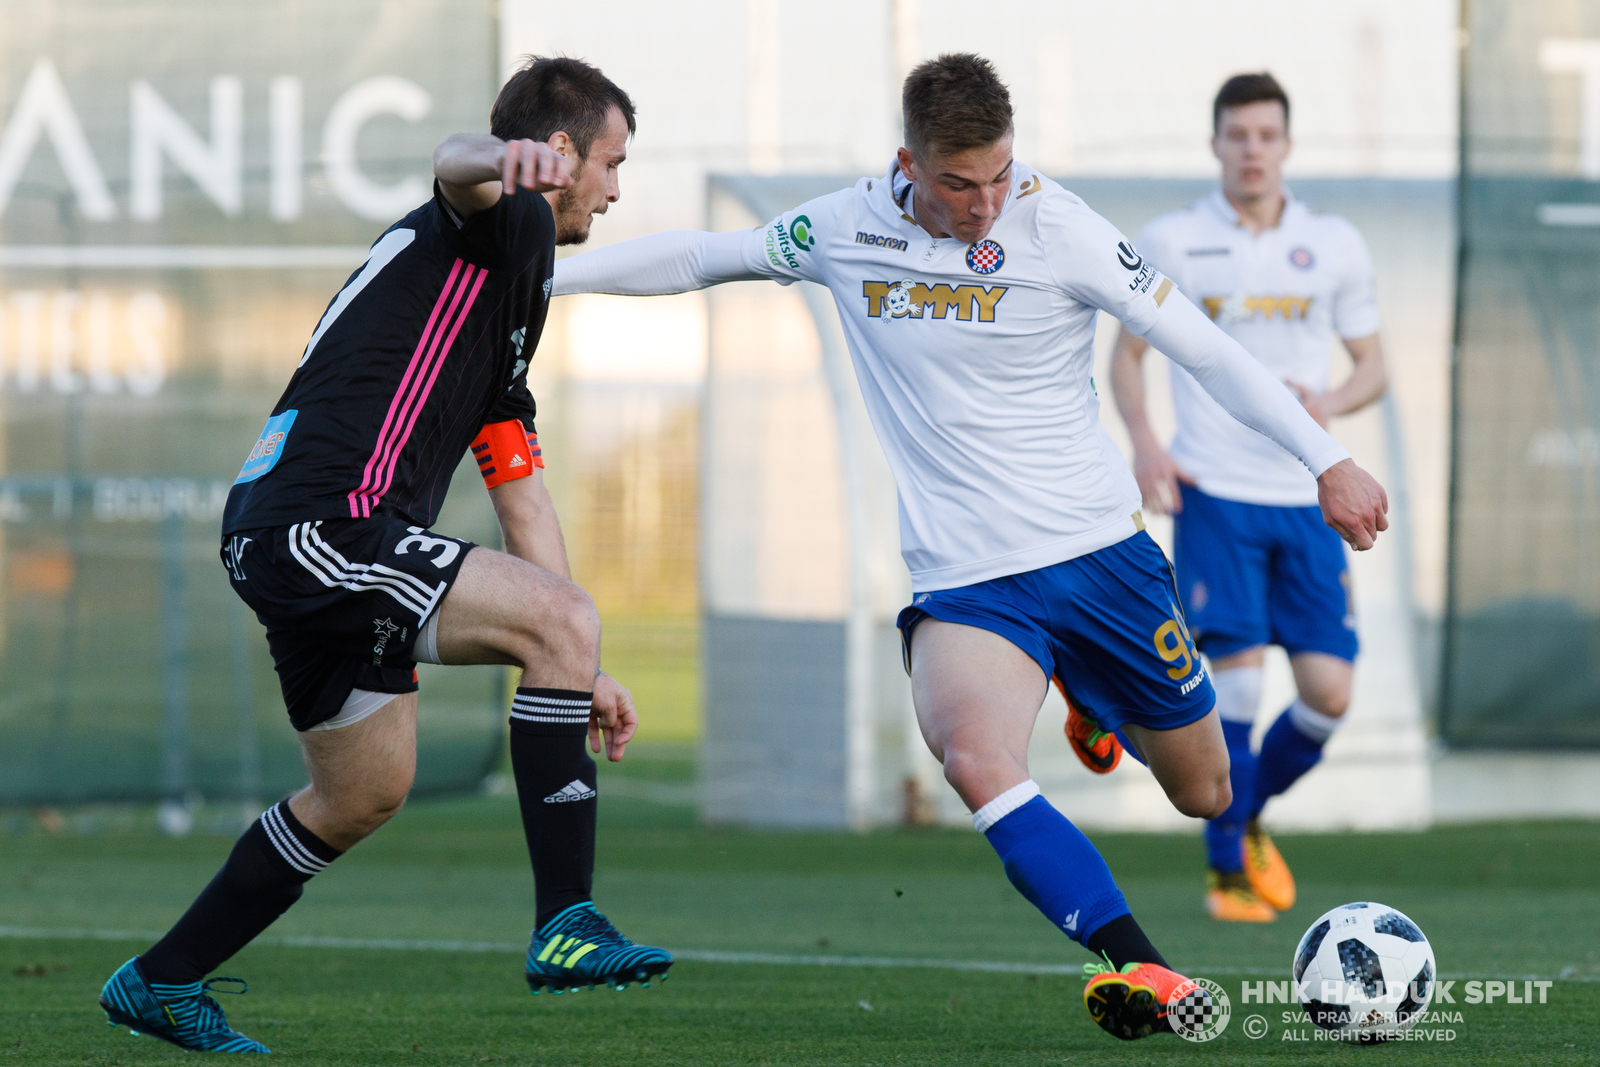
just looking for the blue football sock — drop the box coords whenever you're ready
[978,786,1129,947]
[1204,719,1255,873]
[1251,699,1339,819]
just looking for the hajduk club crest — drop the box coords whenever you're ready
[966,239,1004,274]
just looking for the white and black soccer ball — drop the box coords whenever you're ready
[1292,901,1435,1043]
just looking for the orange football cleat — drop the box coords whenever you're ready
[1206,869,1277,923]
[1243,819,1296,911]
[1055,676,1121,774]
[1083,960,1202,1040]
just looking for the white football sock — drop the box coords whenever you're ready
[1288,697,1342,743]
[972,779,1041,834]
[1211,665,1264,725]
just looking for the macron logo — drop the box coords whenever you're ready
[544,780,596,804]
[1063,910,1080,933]
[508,454,527,468]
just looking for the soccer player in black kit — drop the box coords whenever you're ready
[97,58,672,1053]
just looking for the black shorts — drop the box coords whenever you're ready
[221,518,475,731]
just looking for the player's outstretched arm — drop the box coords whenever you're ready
[1141,292,1388,549]
[432,134,573,219]
[553,230,764,296]
[1109,326,1194,514]
[490,472,637,760]
[557,190,848,295]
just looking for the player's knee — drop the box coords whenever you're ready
[939,743,1014,805]
[1301,683,1350,718]
[568,588,602,651]
[314,773,413,842]
[939,746,983,795]
[549,585,601,666]
[1172,771,1231,820]
[1207,773,1233,819]
[368,786,410,826]
[507,582,599,670]
[347,785,410,838]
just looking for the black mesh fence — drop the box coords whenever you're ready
[0,1,507,804]
[1444,1,1600,746]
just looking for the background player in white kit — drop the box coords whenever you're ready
[554,55,1388,1040]
[1110,73,1390,923]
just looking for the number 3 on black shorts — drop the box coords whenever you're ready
[395,526,462,569]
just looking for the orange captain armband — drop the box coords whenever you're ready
[471,420,543,488]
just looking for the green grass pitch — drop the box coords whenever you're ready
[2,749,1597,1065]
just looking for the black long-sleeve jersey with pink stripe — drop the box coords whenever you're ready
[222,181,553,535]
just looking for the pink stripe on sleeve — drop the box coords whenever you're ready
[368,265,490,508]
[347,259,467,517]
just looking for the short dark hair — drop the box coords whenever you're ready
[491,56,636,158]
[902,53,1013,159]
[1213,72,1290,134]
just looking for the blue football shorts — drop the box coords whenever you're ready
[1172,484,1357,662]
[895,530,1215,734]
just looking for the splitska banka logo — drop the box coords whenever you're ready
[765,214,815,270]
[861,279,1008,322]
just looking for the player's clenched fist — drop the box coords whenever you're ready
[1316,458,1388,550]
[501,138,573,195]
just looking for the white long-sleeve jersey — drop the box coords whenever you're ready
[1138,189,1380,506]
[555,160,1350,592]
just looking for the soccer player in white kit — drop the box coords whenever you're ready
[555,56,1388,1040]
[1110,74,1390,924]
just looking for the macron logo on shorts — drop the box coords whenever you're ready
[544,780,596,804]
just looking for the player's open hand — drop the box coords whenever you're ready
[501,138,573,196]
[1317,458,1388,550]
[590,670,638,762]
[1131,443,1195,515]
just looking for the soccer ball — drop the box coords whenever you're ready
[1292,902,1435,1043]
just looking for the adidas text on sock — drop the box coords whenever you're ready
[507,690,598,927]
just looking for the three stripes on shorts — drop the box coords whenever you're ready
[285,520,447,622]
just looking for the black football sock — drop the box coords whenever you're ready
[509,687,597,929]
[139,800,341,985]
[1085,913,1170,971]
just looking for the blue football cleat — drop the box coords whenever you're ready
[99,957,270,1053]
[525,903,673,994]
